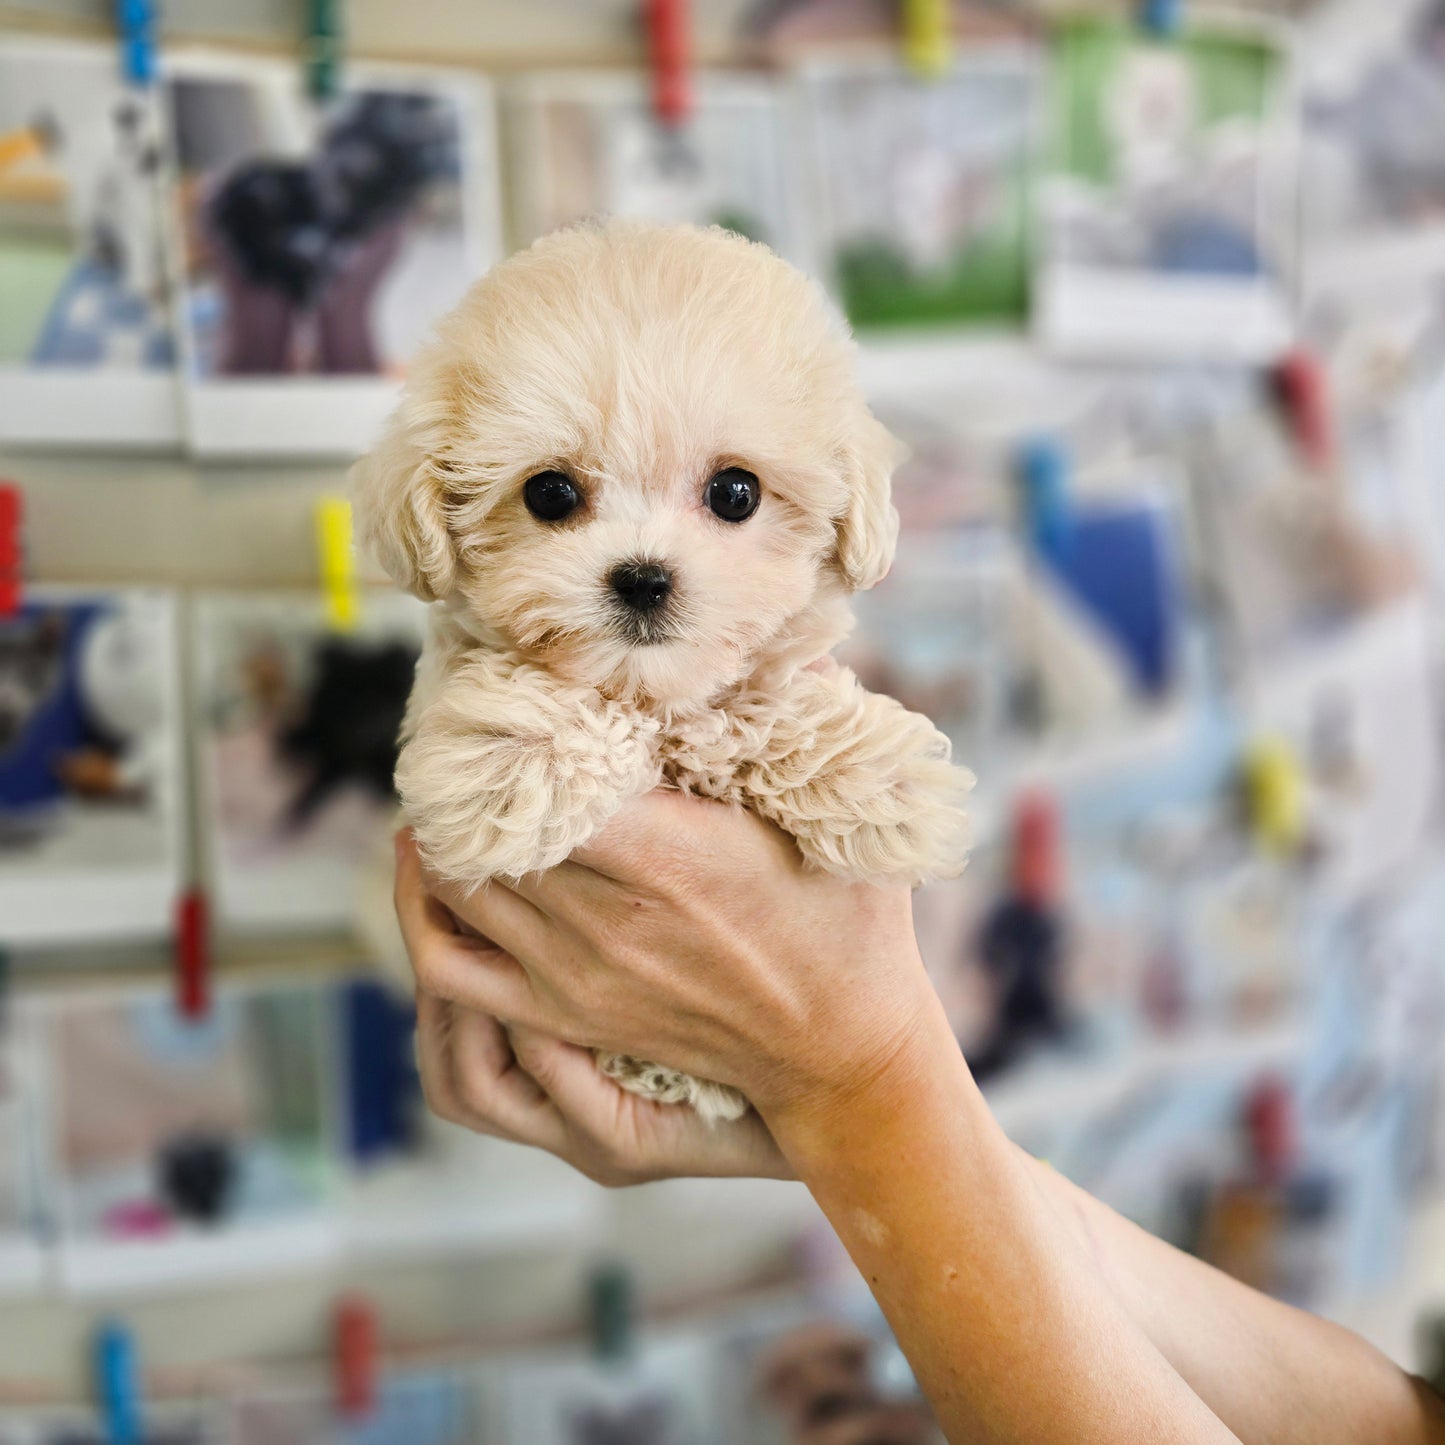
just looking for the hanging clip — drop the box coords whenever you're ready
[334,1295,378,1420]
[0,483,20,619]
[175,887,210,1020]
[114,0,159,88]
[95,1319,141,1445]
[315,496,359,633]
[903,0,950,79]
[307,0,343,102]
[1013,436,1073,567]
[1271,349,1334,473]
[1138,0,1184,39]
[1240,737,1304,858]
[646,0,692,128]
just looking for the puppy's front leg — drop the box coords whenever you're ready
[741,666,974,887]
[398,652,661,886]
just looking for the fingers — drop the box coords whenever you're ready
[507,1024,623,1138]
[395,833,544,1024]
[415,994,569,1155]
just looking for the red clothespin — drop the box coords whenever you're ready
[1271,350,1334,472]
[645,0,691,128]
[175,887,210,1020]
[0,483,22,618]
[334,1295,378,1419]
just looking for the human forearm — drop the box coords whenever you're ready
[1029,1152,1445,1445]
[763,991,1238,1445]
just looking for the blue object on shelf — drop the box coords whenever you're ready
[95,1319,141,1445]
[342,982,421,1163]
[1138,0,1184,38]
[0,600,109,818]
[1049,498,1182,697]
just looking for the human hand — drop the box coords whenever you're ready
[395,789,937,1129]
[400,838,791,1182]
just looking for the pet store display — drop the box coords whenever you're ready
[506,71,801,261]
[1037,12,1294,360]
[190,589,424,935]
[159,52,500,456]
[0,38,181,448]
[0,587,185,950]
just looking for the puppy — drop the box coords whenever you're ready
[354,221,973,1123]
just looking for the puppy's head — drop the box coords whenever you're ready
[354,221,898,707]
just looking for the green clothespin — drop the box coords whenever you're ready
[307,0,342,102]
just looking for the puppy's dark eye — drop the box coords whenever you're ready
[706,468,760,522]
[523,470,581,522]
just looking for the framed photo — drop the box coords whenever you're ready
[841,530,1013,773]
[0,588,185,950]
[1037,16,1294,361]
[191,590,424,935]
[507,72,802,261]
[1300,0,1445,296]
[799,49,1038,332]
[492,1335,718,1445]
[0,39,181,448]
[160,53,500,457]
[225,1368,480,1445]
[37,978,335,1294]
[0,1002,47,1295]
[0,1406,218,1445]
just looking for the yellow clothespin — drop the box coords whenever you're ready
[903,0,950,78]
[315,496,359,632]
[1241,738,1304,858]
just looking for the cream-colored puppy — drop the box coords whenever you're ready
[354,220,972,1122]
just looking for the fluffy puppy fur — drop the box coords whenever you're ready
[354,220,973,1123]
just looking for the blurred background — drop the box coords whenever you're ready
[2,0,1445,1439]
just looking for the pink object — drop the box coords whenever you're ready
[101,1200,173,1238]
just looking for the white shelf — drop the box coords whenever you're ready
[0,1234,47,1297]
[984,1018,1306,1140]
[51,1161,597,1300]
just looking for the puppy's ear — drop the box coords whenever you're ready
[834,409,901,592]
[350,422,456,603]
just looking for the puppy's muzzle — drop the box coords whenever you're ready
[609,560,672,614]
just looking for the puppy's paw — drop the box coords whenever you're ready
[398,664,661,885]
[795,742,975,887]
[596,1052,749,1124]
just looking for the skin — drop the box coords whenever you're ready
[396,793,1445,1445]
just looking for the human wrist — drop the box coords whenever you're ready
[756,972,981,1171]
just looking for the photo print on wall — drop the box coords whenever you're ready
[161,53,500,457]
[1038,15,1295,361]
[0,588,185,950]
[0,39,181,447]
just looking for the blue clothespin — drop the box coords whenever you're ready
[95,1319,141,1445]
[1138,0,1184,39]
[115,0,158,87]
[1013,436,1073,567]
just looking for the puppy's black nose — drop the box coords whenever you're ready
[609,560,672,613]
